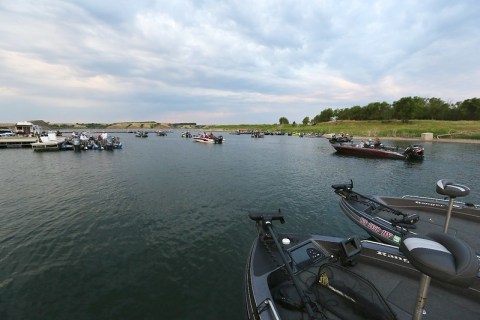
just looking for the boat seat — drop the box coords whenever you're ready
[400,232,478,287]
[436,179,470,198]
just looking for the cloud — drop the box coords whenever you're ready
[0,0,479,124]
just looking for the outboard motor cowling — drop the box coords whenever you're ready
[404,144,424,160]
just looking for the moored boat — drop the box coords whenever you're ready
[245,210,480,320]
[181,131,192,138]
[332,179,479,255]
[193,134,224,144]
[31,131,66,152]
[135,131,148,138]
[331,141,424,160]
[251,131,265,138]
[328,133,353,143]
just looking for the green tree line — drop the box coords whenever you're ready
[280,97,480,125]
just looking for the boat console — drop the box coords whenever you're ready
[289,241,326,271]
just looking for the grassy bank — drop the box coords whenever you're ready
[205,120,480,140]
[2,120,479,140]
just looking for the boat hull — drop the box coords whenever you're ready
[331,143,407,159]
[193,137,223,144]
[335,190,480,256]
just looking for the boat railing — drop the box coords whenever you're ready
[259,299,281,320]
[401,195,480,209]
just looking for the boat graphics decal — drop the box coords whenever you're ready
[375,250,410,264]
[359,217,398,243]
[414,200,446,208]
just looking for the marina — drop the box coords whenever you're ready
[0,132,479,319]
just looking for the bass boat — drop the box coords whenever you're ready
[332,179,479,256]
[245,210,480,320]
[330,142,424,160]
[193,135,224,144]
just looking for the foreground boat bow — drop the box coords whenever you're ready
[245,211,480,320]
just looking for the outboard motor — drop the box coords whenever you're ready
[404,144,424,160]
[73,137,81,152]
[215,136,223,144]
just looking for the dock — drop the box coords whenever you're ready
[0,137,38,148]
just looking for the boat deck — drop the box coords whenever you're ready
[374,195,480,255]
[355,255,480,319]
[257,246,479,320]
[0,137,38,148]
[250,235,480,320]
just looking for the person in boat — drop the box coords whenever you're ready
[357,139,365,147]
[374,137,382,148]
[209,132,214,139]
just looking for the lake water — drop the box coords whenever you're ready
[1,132,479,319]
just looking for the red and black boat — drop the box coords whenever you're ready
[330,142,424,160]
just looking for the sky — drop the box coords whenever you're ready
[1,1,479,125]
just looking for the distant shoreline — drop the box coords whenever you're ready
[2,120,479,143]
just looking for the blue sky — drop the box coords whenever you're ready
[1,1,479,124]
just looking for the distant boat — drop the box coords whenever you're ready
[331,141,424,160]
[193,135,224,144]
[251,131,264,138]
[31,131,66,152]
[135,131,148,138]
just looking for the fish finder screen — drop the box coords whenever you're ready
[290,242,325,269]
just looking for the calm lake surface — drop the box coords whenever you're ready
[1,132,479,319]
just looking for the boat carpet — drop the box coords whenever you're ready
[387,280,480,320]
[353,258,480,320]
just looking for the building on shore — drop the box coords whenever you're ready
[15,121,42,136]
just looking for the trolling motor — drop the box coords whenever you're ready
[249,210,285,240]
[249,211,318,319]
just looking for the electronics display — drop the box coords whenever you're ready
[289,242,326,270]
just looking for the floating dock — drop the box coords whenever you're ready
[0,137,38,148]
